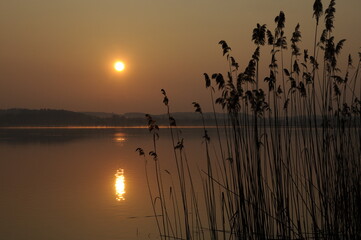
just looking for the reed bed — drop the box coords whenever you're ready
[137,0,361,239]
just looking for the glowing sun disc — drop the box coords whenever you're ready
[114,61,125,72]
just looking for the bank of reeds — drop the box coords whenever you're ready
[137,0,361,239]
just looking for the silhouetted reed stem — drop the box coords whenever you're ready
[138,1,361,239]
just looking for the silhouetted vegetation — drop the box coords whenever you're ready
[0,109,104,126]
[138,1,361,239]
[2,108,355,128]
[0,109,210,127]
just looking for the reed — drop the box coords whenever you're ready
[137,0,361,239]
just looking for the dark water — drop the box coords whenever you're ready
[0,127,207,240]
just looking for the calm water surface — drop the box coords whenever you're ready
[0,127,208,240]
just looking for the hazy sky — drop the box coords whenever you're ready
[1,0,360,114]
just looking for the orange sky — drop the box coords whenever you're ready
[0,0,360,114]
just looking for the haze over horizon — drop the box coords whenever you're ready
[1,0,360,114]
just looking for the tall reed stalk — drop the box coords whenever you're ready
[137,1,361,239]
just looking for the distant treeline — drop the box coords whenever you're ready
[0,109,104,126]
[0,109,215,127]
[0,108,359,127]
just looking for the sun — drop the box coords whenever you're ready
[114,61,125,72]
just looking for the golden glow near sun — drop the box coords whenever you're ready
[115,168,126,201]
[114,61,125,72]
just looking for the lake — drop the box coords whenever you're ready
[1,125,360,239]
[0,127,210,240]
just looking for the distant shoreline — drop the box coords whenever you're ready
[1,108,360,128]
[0,125,214,129]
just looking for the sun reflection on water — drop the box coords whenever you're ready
[113,133,126,144]
[115,168,126,201]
